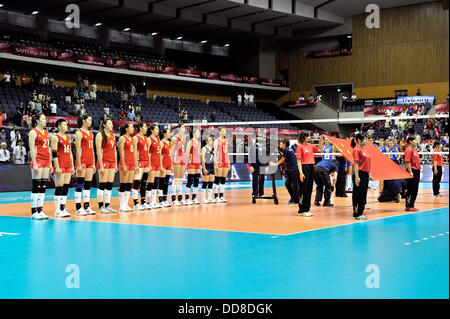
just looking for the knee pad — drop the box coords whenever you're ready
[83,180,92,190]
[63,183,70,195]
[32,179,40,193]
[165,175,171,184]
[106,182,113,190]
[99,182,107,190]
[153,177,160,190]
[186,174,194,188]
[193,174,200,187]
[220,177,226,185]
[76,177,85,192]
[146,182,153,191]
[127,183,133,192]
[133,180,141,190]
[208,181,214,189]
[40,179,47,193]
[142,172,149,182]
[119,183,126,192]
[214,176,220,185]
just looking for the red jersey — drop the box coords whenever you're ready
[352,146,371,172]
[161,139,172,166]
[296,143,318,165]
[217,138,229,163]
[173,135,185,156]
[136,135,149,162]
[433,150,443,167]
[33,128,50,160]
[79,129,94,164]
[56,133,71,167]
[101,133,116,162]
[121,136,135,165]
[404,146,421,170]
[188,139,201,164]
[149,136,161,166]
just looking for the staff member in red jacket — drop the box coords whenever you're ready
[404,136,421,211]
[296,131,318,217]
[351,133,371,220]
[432,141,443,198]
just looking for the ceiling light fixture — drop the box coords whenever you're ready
[177,36,183,40]
[123,27,131,31]
[31,10,39,15]
[151,32,158,36]
[94,22,102,27]
[201,40,207,44]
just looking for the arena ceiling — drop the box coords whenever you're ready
[0,0,438,43]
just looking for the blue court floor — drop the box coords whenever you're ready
[0,182,448,299]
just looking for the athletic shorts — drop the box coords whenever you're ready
[138,161,150,169]
[97,160,116,170]
[53,165,72,174]
[218,162,230,169]
[151,165,161,172]
[187,163,201,170]
[205,164,215,175]
[119,162,135,172]
[162,163,173,171]
[173,155,186,166]
[31,159,51,169]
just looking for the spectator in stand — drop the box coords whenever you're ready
[35,98,43,114]
[48,128,56,141]
[134,113,141,122]
[237,93,242,106]
[130,83,136,97]
[210,111,216,122]
[351,92,357,101]
[407,120,415,134]
[16,102,25,127]
[312,131,320,140]
[0,128,7,144]
[249,93,255,107]
[298,94,305,101]
[42,100,49,116]
[79,89,86,104]
[121,91,128,103]
[73,99,81,117]
[416,88,421,96]
[79,104,86,116]
[48,74,54,89]
[75,75,82,88]
[11,70,16,88]
[423,126,430,139]
[90,87,97,101]
[32,72,40,88]
[12,140,26,164]
[127,107,135,121]
[119,108,127,121]
[83,77,89,90]
[91,81,97,93]
[443,132,449,145]
[65,87,72,103]
[72,85,79,101]
[20,73,28,89]
[367,127,374,138]
[103,104,112,120]
[2,71,11,87]
[434,127,440,139]
[398,119,407,135]
[27,100,35,116]
[0,142,10,163]
[50,100,57,116]
[10,126,21,149]
[42,73,49,88]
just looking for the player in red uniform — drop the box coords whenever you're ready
[185,128,202,205]
[160,128,173,207]
[213,128,230,203]
[29,113,52,219]
[51,119,74,218]
[132,122,151,210]
[118,123,139,212]
[432,141,444,198]
[95,119,118,214]
[171,124,186,206]
[147,124,163,209]
[74,114,96,216]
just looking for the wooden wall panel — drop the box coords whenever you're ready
[280,1,449,92]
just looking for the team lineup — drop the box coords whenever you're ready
[28,112,231,219]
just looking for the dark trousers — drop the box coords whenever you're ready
[252,166,266,197]
[285,170,299,203]
[335,169,347,197]
[298,164,314,213]
[352,171,369,217]
[314,166,332,204]
[406,169,420,208]
[432,166,442,196]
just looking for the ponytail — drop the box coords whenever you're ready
[77,113,92,128]
[297,131,310,144]
[350,138,357,148]
[120,123,131,136]
[99,119,111,144]
[32,112,45,128]
[160,127,169,140]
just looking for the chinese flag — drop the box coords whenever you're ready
[325,135,412,181]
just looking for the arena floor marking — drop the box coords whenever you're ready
[0,183,448,235]
[0,206,447,299]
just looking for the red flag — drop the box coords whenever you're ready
[325,135,412,181]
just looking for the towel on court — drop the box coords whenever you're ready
[325,135,412,181]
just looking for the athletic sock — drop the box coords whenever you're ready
[83,180,92,209]
[61,183,69,211]
[132,180,140,206]
[37,178,47,212]
[31,179,39,215]
[75,177,84,210]
[54,186,62,211]
[140,173,148,205]
[104,182,113,207]
[146,182,153,205]
[97,182,106,209]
